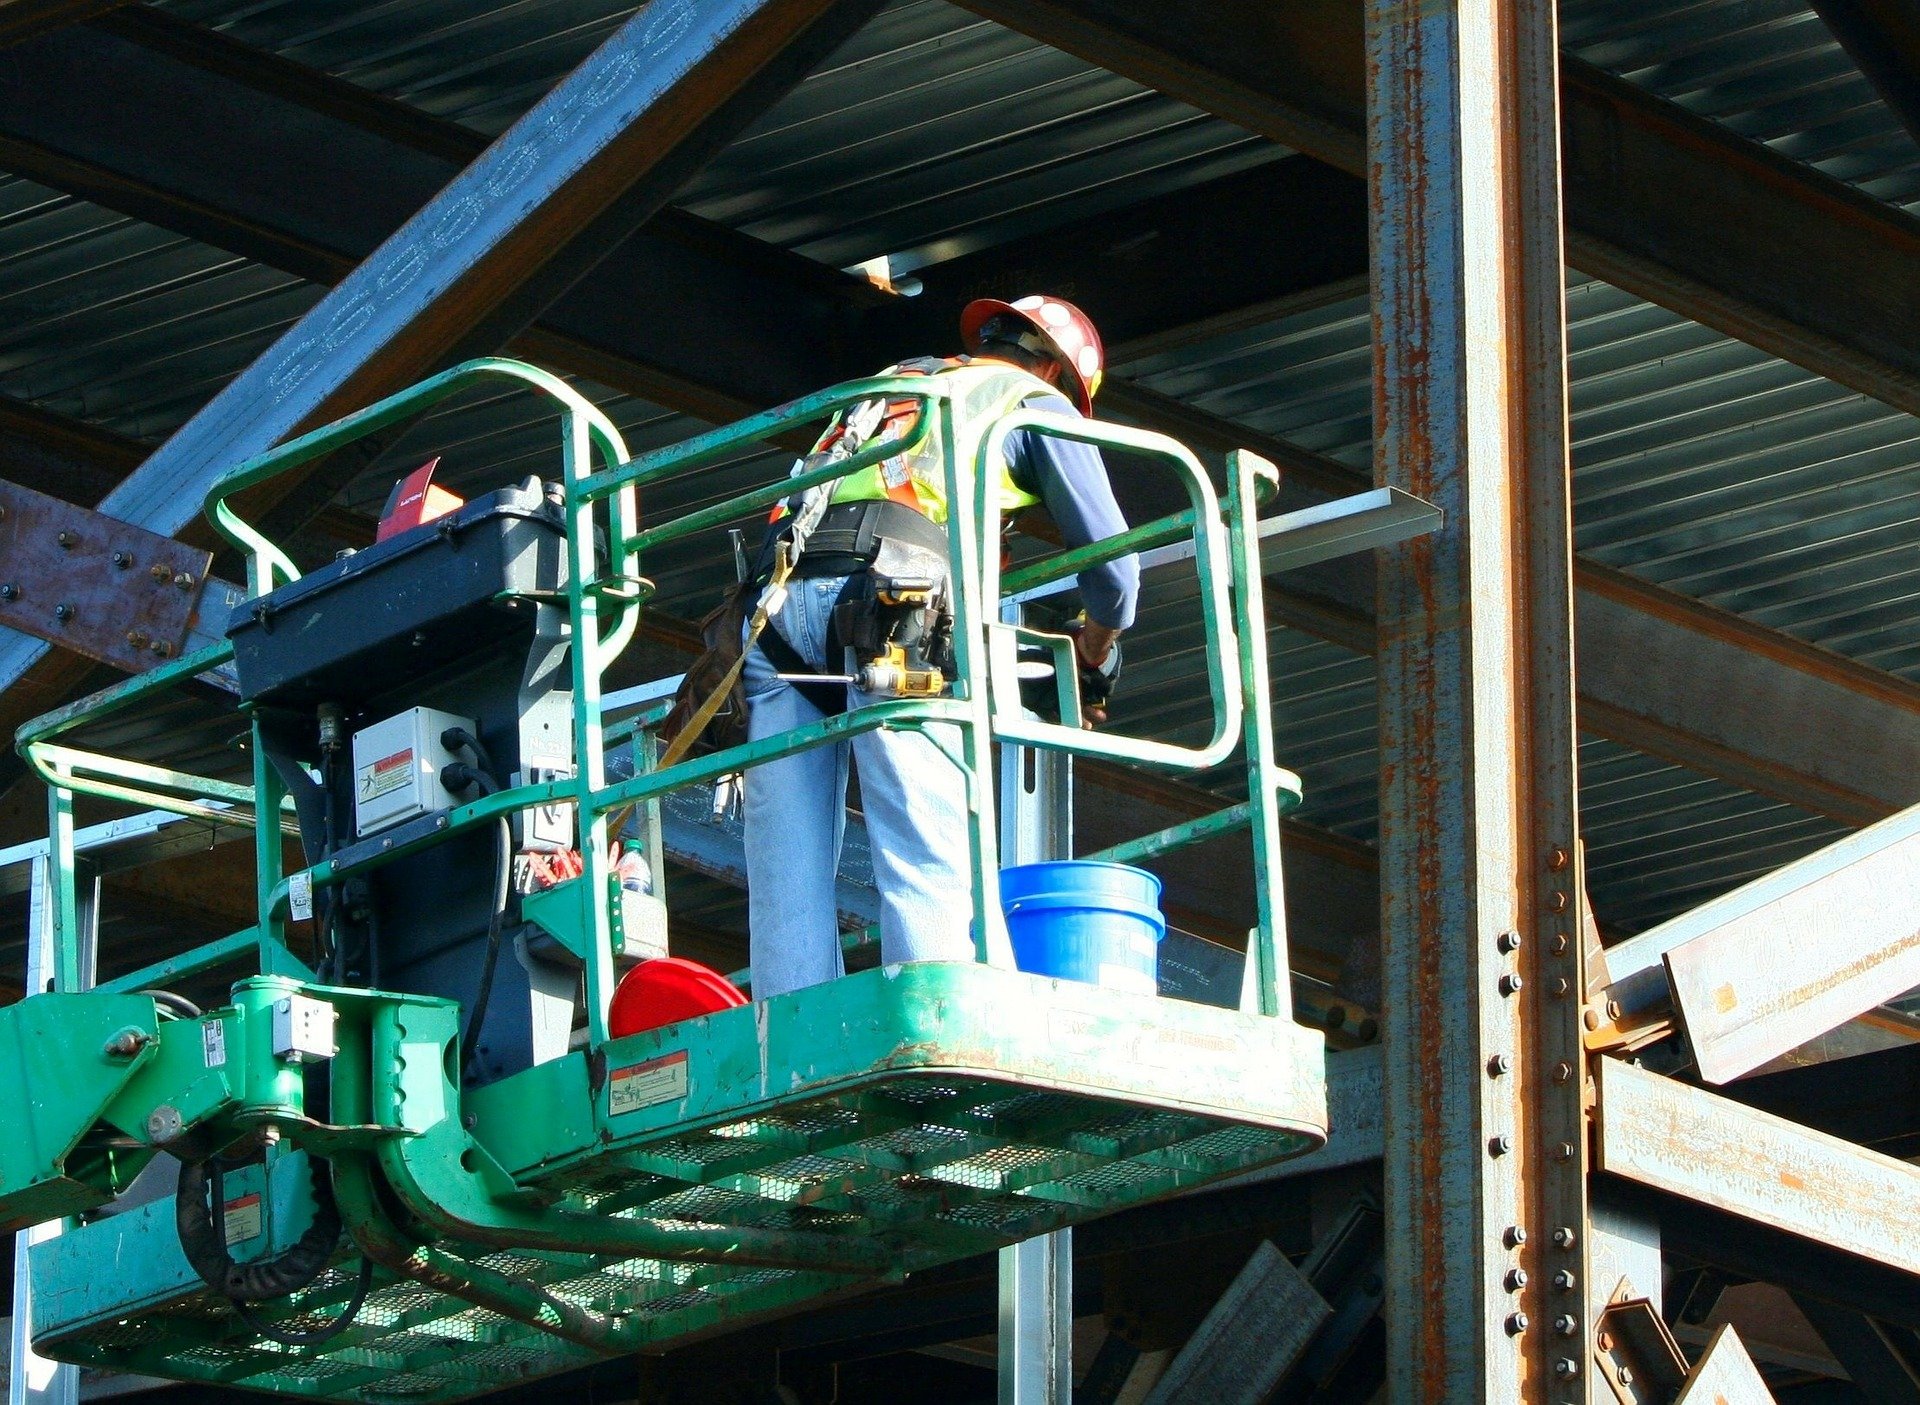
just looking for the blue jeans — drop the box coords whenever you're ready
[742,574,1010,998]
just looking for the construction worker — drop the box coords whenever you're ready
[741,295,1139,999]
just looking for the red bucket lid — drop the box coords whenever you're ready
[608,957,747,1039]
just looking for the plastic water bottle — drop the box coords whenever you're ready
[614,841,653,896]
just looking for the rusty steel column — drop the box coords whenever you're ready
[1366,0,1587,1394]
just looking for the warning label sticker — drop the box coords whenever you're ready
[202,1020,226,1069]
[608,1050,689,1117]
[223,1193,262,1245]
[357,748,414,803]
[288,870,314,922]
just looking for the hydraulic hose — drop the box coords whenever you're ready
[138,989,201,1021]
[176,1153,374,1347]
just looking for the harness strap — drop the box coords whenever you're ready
[659,543,802,769]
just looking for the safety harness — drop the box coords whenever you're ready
[755,497,953,717]
[661,357,1059,762]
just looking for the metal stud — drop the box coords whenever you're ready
[1499,973,1525,995]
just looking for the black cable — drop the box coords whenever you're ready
[437,762,508,1077]
[460,816,513,1079]
[363,888,381,991]
[315,745,341,981]
[177,1154,373,1348]
[233,1253,376,1350]
[138,989,202,1020]
[439,762,496,798]
[439,726,497,779]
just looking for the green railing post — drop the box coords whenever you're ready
[251,714,287,956]
[1225,451,1291,1021]
[562,407,619,1045]
[47,779,78,994]
[944,394,1004,963]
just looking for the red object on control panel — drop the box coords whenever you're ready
[377,458,465,542]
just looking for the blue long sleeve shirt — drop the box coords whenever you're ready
[1002,390,1140,630]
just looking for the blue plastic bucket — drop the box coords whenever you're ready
[1000,861,1165,996]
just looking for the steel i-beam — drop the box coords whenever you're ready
[1600,799,1920,1084]
[1366,0,1589,1394]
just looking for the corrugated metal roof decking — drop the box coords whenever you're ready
[1562,0,1920,212]
[1117,279,1920,681]
[0,177,323,441]
[156,0,1284,271]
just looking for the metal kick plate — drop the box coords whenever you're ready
[0,479,212,672]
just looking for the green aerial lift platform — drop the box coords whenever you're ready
[0,360,1372,1400]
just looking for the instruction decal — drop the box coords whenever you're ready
[288,870,314,922]
[222,1192,262,1245]
[608,1050,689,1116]
[202,1020,226,1069]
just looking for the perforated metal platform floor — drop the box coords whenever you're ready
[33,965,1327,1401]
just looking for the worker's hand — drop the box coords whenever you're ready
[1071,620,1120,669]
[1063,619,1122,726]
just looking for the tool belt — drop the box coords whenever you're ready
[753,499,955,715]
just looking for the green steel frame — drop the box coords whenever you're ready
[5,359,1327,1400]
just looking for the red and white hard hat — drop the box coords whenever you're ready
[960,294,1105,416]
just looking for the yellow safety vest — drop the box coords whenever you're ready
[826,359,1053,524]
